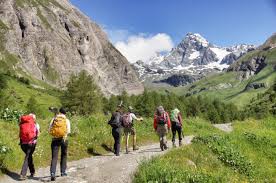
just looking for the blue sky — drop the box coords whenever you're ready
[70,0,276,62]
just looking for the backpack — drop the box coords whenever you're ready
[19,115,36,144]
[122,113,132,128]
[50,115,67,138]
[170,110,179,123]
[108,112,121,128]
[157,113,168,125]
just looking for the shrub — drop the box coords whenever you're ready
[0,108,24,122]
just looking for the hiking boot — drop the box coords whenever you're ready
[179,141,182,147]
[50,173,56,181]
[164,144,168,150]
[19,175,26,181]
[30,172,35,178]
[61,172,67,177]
[133,145,139,151]
[160,143,164,151]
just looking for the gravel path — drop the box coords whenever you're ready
[1,136,194,183]
[213,123,233,133]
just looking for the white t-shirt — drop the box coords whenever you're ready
[129,113,138,122]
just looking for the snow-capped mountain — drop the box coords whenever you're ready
[132,33,255,86]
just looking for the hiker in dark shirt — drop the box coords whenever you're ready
[108,106,123,156]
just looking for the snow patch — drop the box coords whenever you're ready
[205,62,229,70]
[189,51,200,60]
[210,47,230,61]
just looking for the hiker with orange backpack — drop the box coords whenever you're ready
[153,106,171,151]
[170,108,183,147]
[48,108,71,181]
[19,113,40,180]
[122,106,143,154]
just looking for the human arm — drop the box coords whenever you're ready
[48,118,54,133]
[131,113,143,121]
[66,119,71,134]
[166,113,171,129]
[153,114,157,130]
[178,113,183,126]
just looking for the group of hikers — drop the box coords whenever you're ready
[108,105,183,156]
[18,107,70,181]
[18,105,183,181]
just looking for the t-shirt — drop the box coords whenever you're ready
[129,113,138,122]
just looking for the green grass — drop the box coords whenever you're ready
[134,117,276,183]
[158,48,276,109]
[37,8,52,30]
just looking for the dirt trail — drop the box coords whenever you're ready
[1,136,194,183]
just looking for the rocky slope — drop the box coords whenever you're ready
[0,0,143,96]
[133,33,255,86]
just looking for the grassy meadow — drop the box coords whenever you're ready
[134,117,276,183]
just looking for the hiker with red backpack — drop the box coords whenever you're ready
[153,106,171,151]
[123,106,143,154]
[19,113,40,180]
[170,108,183,147]
[48,108,71,181]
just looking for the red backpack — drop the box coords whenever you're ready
[19,115,36,144]
[122,113,132,128]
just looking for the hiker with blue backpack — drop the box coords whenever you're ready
[122,106,143,154]
[19,113,40,180]
[170,108,183,147]
[48,108,71,181]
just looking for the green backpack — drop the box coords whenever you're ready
[170,109,179,123]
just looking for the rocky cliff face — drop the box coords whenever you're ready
[0,0,143,96]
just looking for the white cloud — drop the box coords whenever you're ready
[114,33,174,63]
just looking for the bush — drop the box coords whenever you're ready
[0,142,11,169]
[0,108,24,122]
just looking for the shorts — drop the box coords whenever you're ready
[124,127,136,135]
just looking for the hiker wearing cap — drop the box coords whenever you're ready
[122,106,143,154]
[19,113,40,180]
[153,106,171,151]
[108,105,123,156]
[48,108,71,181]
[170,108,183,147]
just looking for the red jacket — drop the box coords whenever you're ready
[153,112,171,130]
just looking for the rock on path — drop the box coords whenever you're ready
[1,136,194,183]
[213,123,233,133]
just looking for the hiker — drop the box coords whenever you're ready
[170,108,183,147]
[19,113,40,180]
[108,106,123,156]
[153,106,171,151]
[49,108,71,181]
[123,106,143,154]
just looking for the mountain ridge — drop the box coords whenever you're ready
[0,0,144,96]
[133,33,255,86]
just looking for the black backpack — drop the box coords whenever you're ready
[108,112,122,128]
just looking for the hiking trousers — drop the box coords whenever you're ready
[112,127,122,156]
[156,124,168,150]
[50,138,68,175]
[20,144,36,176]
[172,122,183,143]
